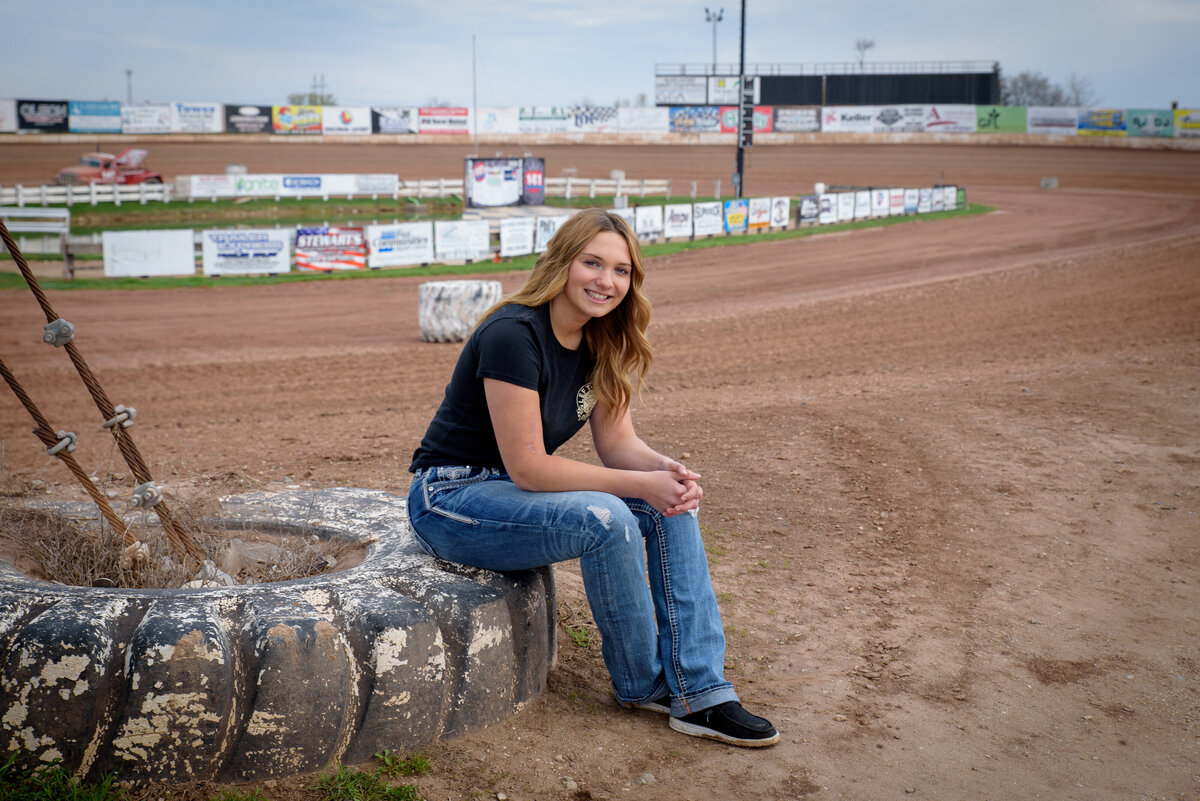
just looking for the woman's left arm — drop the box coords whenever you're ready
[591,405,703,515]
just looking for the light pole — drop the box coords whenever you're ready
[705,7,723,74]
[125,69,132,105]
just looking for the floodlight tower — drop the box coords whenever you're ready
[734,0,747,198]
[705,7,724,75]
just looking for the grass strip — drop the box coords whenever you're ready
[0,204,991,292]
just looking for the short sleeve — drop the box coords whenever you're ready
[474,315,541,391]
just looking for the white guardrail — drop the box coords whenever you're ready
[0,177,678,207]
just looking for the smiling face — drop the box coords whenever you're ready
[552,230,633,327]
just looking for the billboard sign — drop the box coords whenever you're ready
[499,217,535,258]
[670,106,721,133]
[294,226,367,271]
[372,107,417,134]
[202,229,291,275]
[519,106,570,133]
[925,105,977,133]
[719,106,773,133]
[535,214,572,253]
[1027,106,1078,135]
[870,188,890,217]
[1175,108,1200,137]
[473,107,520,135]
[122,104,173,134]
[818,194,837,225]
[0,99,16,133]
[798,195,819,225]
[102,230,195,277]
[617,107,669,133]
[821,106,875,133]
[571,106,618,133]
[770,197,790,227]
[68,101,121,133]
[634,205,664,239]
[225,104,272,133]
[273,105,322,134]
[419,107,470,134]
[663,203,693,239]
[655,76,707,105]
[837,192,855,222]
[918,188,933,214]
[747,197,771,230]
[889,188,905,216]
[692,201,724,236]
[465,158,523,208]
[322,106,372,135]
[976,105,1026,133]
[174,102,224,133]
[366,222,434,268]
[773,107,820,132]
[723,199,748,233]
[904,188,919,215]
[1077,108,1126,136]
[1127,109,1174,137]
[17,99,69,132]
[522,157,545,206]
[874,105,925,133]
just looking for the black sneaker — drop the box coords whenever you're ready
[636,691,672,715]
[669,701,780,747]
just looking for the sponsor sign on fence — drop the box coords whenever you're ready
[720,106,773,134]
[836,192,855,222]
[773,107,820,133]
[942,186,958,211]
[273,105,322,134]
[123,104,173,134]
[522,158,545,206]
[663,204,693,239]
[201,229,291,275]
[854,190,871,219]
[692,201,724,236]
[1078,108,1126,136]
[889,188,905,216]
[473,107,520,135]
[1027,106,1078,135]
[747,197,771,230]
[420,107,470,134]
[656,76,707,105]
[102,230,195,277]
[925,105,976,133]
[226,104,273,134]
[519,107,570,134]
[535,215,572,253]
[499,217,535,258]
[918,188,932,214]
[295,226,366,271]
[69,101,121,133]
[818,194,837,225]
[0,99,16,133]
[617,107,670,133]
[707,76,750,105]
[723,199,748,233]
[870,188,890,217]
[976,105,1026,133]
[571,106,619,133]
[1175,109,1200,137]
[465,158,523,208]
[17,99,69,132]
[771,197,791,227]
[608,207,635,228]
[932,188,945,212]
[366,222,434,268]
[822,106,875,133]
[174,102,224,133]
[322,106,372,135]
[799,195,819,225]
[670,106,721,133]
[372,107,417,134]
[1127,109,1174,137]
[635,205,664,238]
[874,105,925,133]
[904,189,919,215]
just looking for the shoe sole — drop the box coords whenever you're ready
[669,716,781,747]
[635,700,671,714]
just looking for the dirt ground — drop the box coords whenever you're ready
[1,143,1198,800]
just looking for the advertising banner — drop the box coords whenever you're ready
[178,174,237,199]
[202,229,291,276]
[723,199,748,234]
[706,76,758,104]
[365,222,434,268]
[1077,108,1126,136]
[941,185,958,211]
[692,202,724,236]
[656,76,707,105]
[870,188,890,217]
[853,190,871,219]
[719,106,773,133]
[102,230,195,277]
[499,217,535,258]
[570,106,619,133]
[0,99,16,133]
[522,157,545,206]
[68,101,121,133]
[273,105,322,134]
[747,197,771,230]
[822,106,875,133]
[350,174,400,196]
[371,107,418,134]
[225,104,273,134]
[798,195,819,225]
[1175,108,1200,137]
[925,105,977,133]
[663,204,694,239]
[419,107,470,134]
[519,106,570,133]
[635,205,664,239]
[836,192,855,222]
[122,104,173,134]
[874,105,925,133]
[1127,109,1174,137]
[670,106,721,133]
[322,106,372,135]
[889,188,905,216]
[1027,106,1078,135]
[917,188,932,214]
[773,107,820,132]
[17,99,69,132]
[173,102,224,133]
[465,158,523,208]
[770,197,790,228]
[818,194,837,225]
[904,188,919,215]
[472,107,520,135]
[535,214,572,253]
[932,188,945,212]
[617,107,669,133]
[608,207,635,228]
[976,105,1026,133]
[295,226,366,271]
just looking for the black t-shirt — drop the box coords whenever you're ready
[409,303,597,472]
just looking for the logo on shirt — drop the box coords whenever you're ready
[576,383,597,421]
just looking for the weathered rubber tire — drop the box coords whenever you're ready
[418,280,503,343]
[0,488,555,784]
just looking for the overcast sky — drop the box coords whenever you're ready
[4,0,1197,109]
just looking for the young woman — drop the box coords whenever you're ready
[407,208,778,747]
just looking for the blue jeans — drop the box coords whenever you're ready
[406,466,737,716]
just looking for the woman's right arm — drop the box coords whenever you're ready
[484,378,692,513]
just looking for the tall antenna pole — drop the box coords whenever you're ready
[735,0,747,198]
[472,34,478,156]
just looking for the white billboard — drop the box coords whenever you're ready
[322,106,372,135]
[853,190,871,219]
[819,194,838,225]
[747,197,772,229]
[535,214,572,253]
[692,202,724,236]
[870,188,890,217]
[103,230,195,277]
[942,185,958,211]
[202,229,291,275]
[1027,106,1079,135]
[434,219,490,261]
[499,217,535,258]
[774,107,820,132]
[707,76,758,105]
[655,76,707,105]
[366,222,435,268]
[634,205,664,239]
[372,107,418,134]
[122,104,173,134]
[836,192,856,222]
[874,105,926,133]
[618,107,670,133]
[770,197,791,228]
[925,105,977,134]
[519,107,570,134]
[0,99,16,133]
[663,204,693,239]
[473,107,520,135]
[918,188,933,214]
[889,188,905,216]
[822,106,875,133]
[174,102,223,133]
[570,106,619,133]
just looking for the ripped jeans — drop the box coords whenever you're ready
[407,466,737,716]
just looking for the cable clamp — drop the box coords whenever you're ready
[130,482,163,509]
[42,318,75,348]
[46,430,77,456]
[102,405,137,430]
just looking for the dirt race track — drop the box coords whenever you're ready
[1,143,1199,800]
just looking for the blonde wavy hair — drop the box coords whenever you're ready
[479,208,653,421]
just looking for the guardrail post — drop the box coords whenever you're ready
[614,176,623,199]
[665,179,671,199]
[113,185,121,207]
[639,179,646,198]
[589,179,597,199]
[139,183,147,205]
[565,176,573,200]
[714,179,721,200]
[16,184,24,208]
[438,178,445,197]
[40,184,48,207]
[90,183,98,206]
[691,180,697,200]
